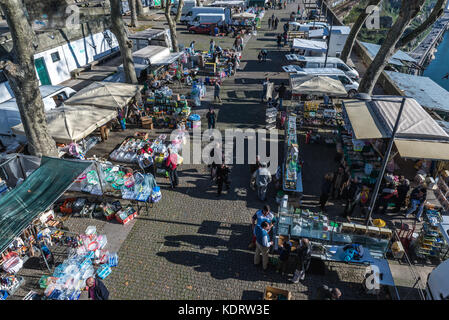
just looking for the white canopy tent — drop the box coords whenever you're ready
[232,12,256,19]
[290,74,347,97]
[11,104,117,144]
[292,38,327,52]
[342,97,449,161]
[64,82,142,110]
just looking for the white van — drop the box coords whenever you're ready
[285,55,359,80]
[171,0,196,15]
[183,6,231,25]
[426,258,449,300]
[0,85,76,136]
[191,13,225,26]
[297,67,359,98]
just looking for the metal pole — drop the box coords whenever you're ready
[365,97,407,226]
[324,16,333,67]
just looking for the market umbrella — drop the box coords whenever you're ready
[290,75,348,97]
[64,81,142,110]
[11,104,117,144]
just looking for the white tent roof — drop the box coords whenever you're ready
[233,12,256,19]
[11,104,117,144]
[292,38,327,52]
[343,96,449,140]
[290,74,347,96]
[64,82,141,109]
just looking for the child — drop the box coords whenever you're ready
[278,240,292,275]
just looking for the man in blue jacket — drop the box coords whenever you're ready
[86,277,109,300]
[254,221,273,270]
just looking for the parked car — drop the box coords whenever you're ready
[188,23,215,34]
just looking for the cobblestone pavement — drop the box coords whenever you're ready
[10,2,421,300]
[99,2,380,300]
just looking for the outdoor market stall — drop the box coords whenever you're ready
[11,104,117,159]
[282,114,303,194]
[64,82,142,111]
[274,193,397,297]
[0,157,92,299]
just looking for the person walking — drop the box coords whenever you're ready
[331,166,348,200]
[206,108,217,129]
[276,34,282,49]
[214,81,222,103]
[255,162,272,201]
[262,49,268,61]
[342,177,362,222]
[405,186,427,221]
[261,77,270,102]
[254,221,273,271]
[209,39,215,54]
[268,17,272,29]
[86,277,109,300]
[165,148,179,189]
[393,177,410,213]
[282,31,288,46]
[319,173,333,213]
[258,50,263,63]
[274,17,279,30]
[216,163,231,197]
[275,82,286,109]
[189,40,196,52]
[289,238,311,283]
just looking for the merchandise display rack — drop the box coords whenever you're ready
[282,114,303,193]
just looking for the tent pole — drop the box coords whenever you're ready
[365,97,407,226]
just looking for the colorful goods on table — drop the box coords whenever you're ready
[42,226,118,300]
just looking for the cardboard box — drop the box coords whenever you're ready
[391,241,405,259]
[142,123,154,130]
[141,116,153,124]
[264,286,292,300]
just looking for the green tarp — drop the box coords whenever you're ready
[0,157,92,253]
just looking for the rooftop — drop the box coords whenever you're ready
[385,71,449,113]
[361,41,416,66]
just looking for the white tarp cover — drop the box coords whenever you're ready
[290,74,347,96]
[343,97,449,140]
[292,38,327,52]
[233,12,256,19]
[64,82,142,110]
[132,45,171,65]
[151,52,184,66]
[370,96,449,140]
[11,104,117,144]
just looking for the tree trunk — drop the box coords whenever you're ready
[358,0,425,94]
[110,0,138,84]
[340,0,381,64]
[129,0,138,27]
[0,0,57,157]
[165,0,179,52]
[175,0,184,23]
[136,0,145,17]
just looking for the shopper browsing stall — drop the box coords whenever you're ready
[86,277,109,300]
[289,238,311,283]
[319,173,333,213]
[165,148,179,189]
[406,185,427,221]
[249,205,276,249]
[342,177,362,222]
[216,163,231,197]
[254,221,273,271]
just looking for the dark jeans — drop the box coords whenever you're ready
[168,168,178,188]
[374,197,390,215]
[319,194,329,212]
[208,122,215,129]
[217,178,230,195]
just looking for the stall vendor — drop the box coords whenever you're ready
[86,277,109,300]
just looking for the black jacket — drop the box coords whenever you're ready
[342,182,361,202]
[88,279,109,300]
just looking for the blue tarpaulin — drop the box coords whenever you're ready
[0,157,92,253]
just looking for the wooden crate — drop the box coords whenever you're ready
[264,286,292,300]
